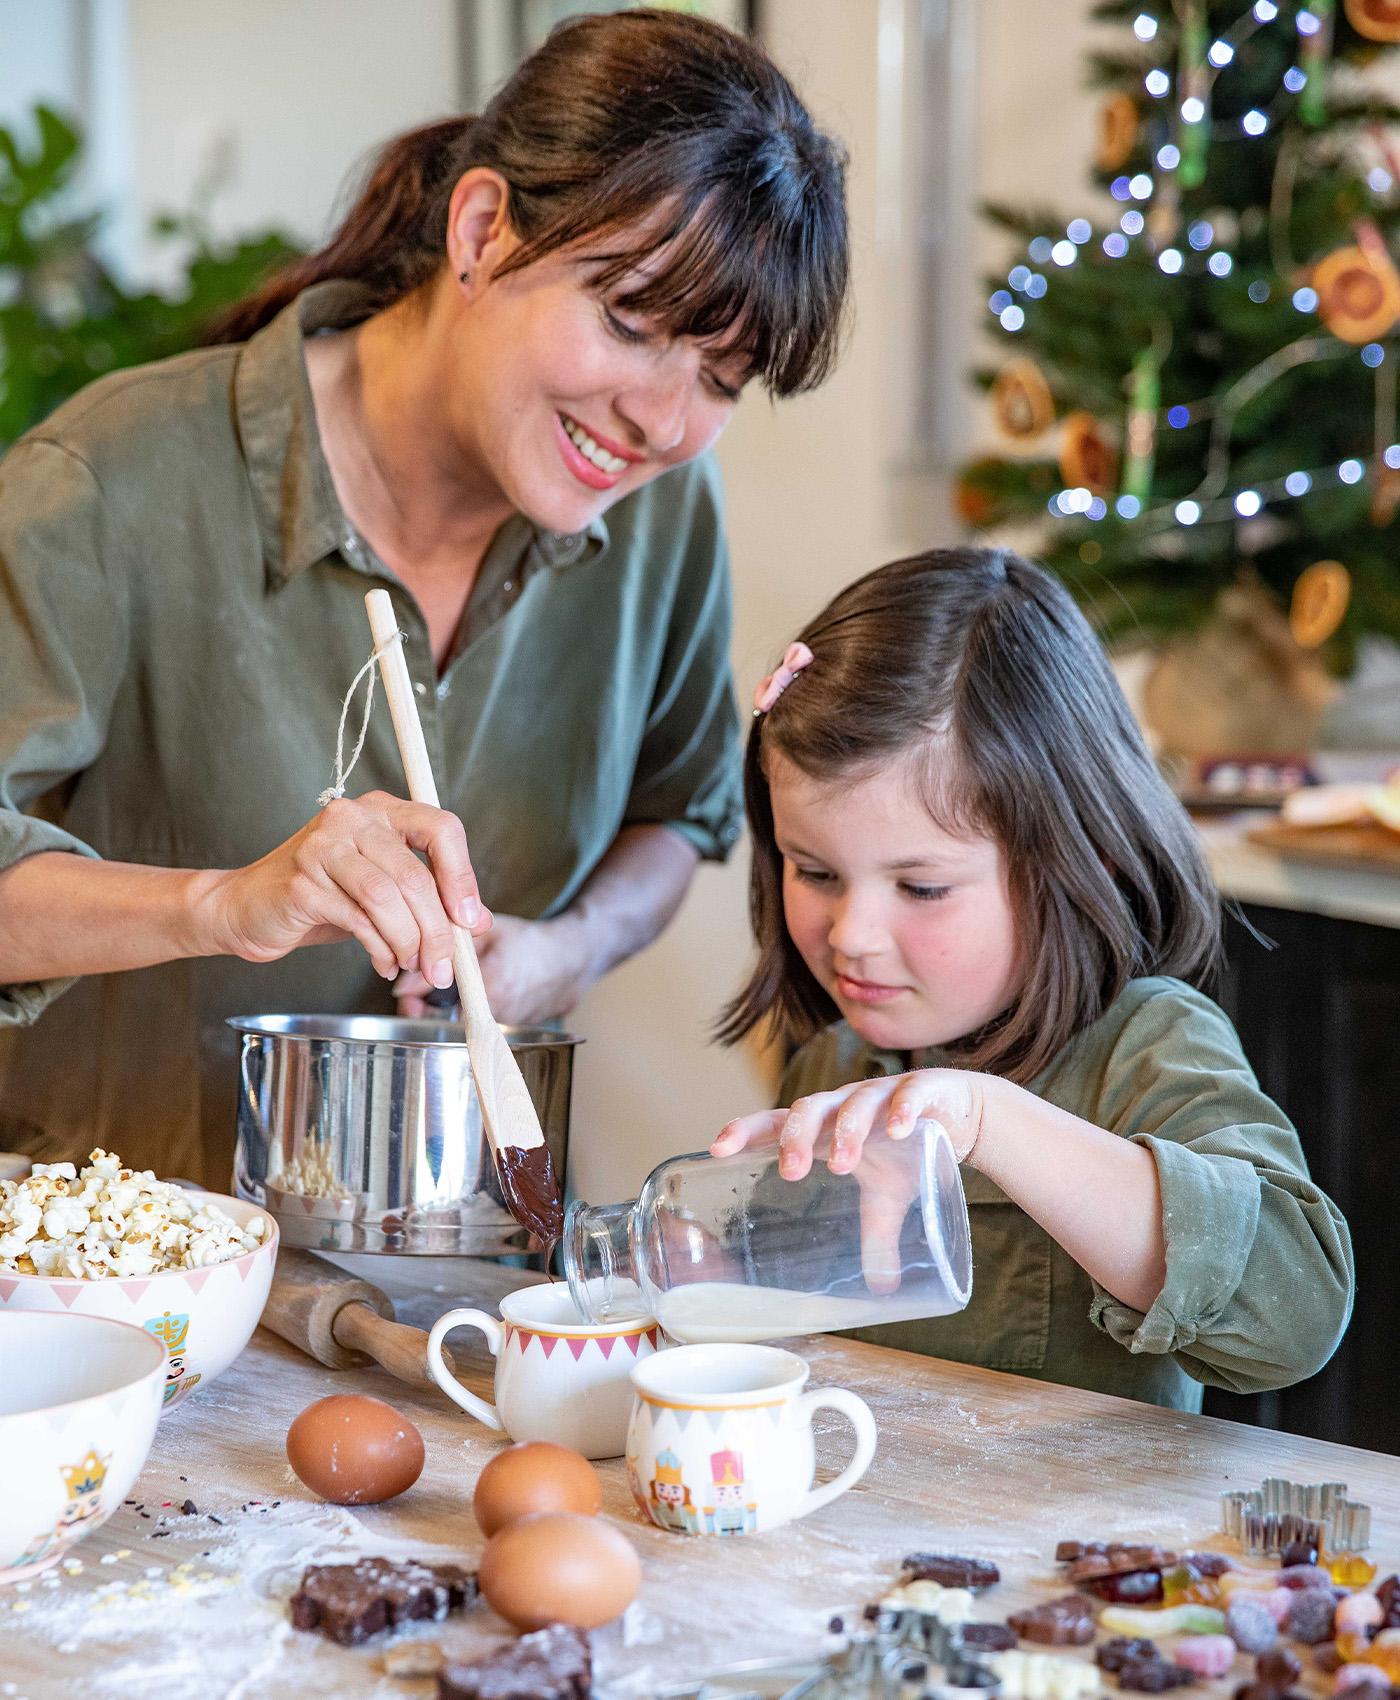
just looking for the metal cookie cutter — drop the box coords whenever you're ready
[1220,1478,1372,1559]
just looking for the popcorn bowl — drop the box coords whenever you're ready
[0,1311,165,1582]
[0,1192,278,1412]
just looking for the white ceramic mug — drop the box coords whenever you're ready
[626,1342,876,1537]
[427,1283,664,1460]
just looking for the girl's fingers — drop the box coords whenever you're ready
[710,1109,786,1156]
[858,1176,916,1297]
[885,1077,940,1140]
[829,1082,892,1174]
[779,1093,840,1181]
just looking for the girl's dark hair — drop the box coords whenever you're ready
[208,9,848,396]
[720,548,1221,1082]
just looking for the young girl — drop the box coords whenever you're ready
[712,547,1353,1411]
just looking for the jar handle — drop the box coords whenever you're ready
[792,1386,877,1518]
[426,1308,507,1430]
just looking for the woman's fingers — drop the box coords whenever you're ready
[320,841,423,975]
[379,794,482,930]
[710,1109,787,1156]
[356,822,456,988]
[308,882,401,981]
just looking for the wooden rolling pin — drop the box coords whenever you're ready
[261,1248,460,1389]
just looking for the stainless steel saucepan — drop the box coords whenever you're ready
[230,1014,580,1258]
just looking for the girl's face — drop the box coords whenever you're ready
[769,754,1025,1054]
[452,232,750,536]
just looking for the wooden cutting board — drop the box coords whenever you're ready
[1247,819,1400,874]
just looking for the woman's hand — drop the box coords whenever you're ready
[394,912,592,1027]
[711,1067,990,1176]
[200,792,492,984]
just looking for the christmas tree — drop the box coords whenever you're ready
[958,0,1400,682]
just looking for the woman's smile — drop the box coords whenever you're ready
[555,410,641,489]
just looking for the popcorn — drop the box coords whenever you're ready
[0,1150,269,1279]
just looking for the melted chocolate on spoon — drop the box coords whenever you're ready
[495,1143,566,1268]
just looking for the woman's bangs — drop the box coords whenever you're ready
[584,187,843,397]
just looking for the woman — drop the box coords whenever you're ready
[0,9,848,1185]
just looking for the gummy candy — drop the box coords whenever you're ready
[1286,1588,1337,1644]
[1099,1604,1227,1639]
[1329,1555,1379,1588]
[1333,1666,1392,1696]
[1221,1570,1282,1597]
[1226,1595,1279,1654]
[1256,1648,1302,1689]
[1162,1563,1222,1607]
[1357,1630,1400,1682]
[1259,1588,1294,1627]
[1278,1563,1332,1591]
[1172,1635,1237,1680]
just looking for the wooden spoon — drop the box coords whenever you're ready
[364,588,565,1254]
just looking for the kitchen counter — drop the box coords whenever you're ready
[4,1253,1397,1698]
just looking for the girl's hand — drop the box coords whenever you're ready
[711,1067,989,1178]
[395,913,591,1027]
[202,792,492,984]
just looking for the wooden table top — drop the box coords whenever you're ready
[4,1254,1397,1699]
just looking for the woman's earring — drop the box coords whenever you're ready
[458,269,470,284]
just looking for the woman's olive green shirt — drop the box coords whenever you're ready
[780,978,1354,1410]
[0,282,742,1187]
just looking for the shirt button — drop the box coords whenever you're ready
[414,681,427,698]
[503,580,514,594]
[723,824,740,843]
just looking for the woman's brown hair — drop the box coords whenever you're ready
[720,548,1221,1082]
[208,8,848,396]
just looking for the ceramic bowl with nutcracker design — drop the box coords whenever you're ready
[0,1311,166,1583]
[0,1175,277,1413]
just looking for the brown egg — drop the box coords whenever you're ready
[479,1510,641,1631]
[286,1393,424,1505]
[472,1441,603,1537]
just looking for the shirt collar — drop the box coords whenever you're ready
[233,279,609,590]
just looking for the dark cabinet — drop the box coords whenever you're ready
[1205,903,1399,1454]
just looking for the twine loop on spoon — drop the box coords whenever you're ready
[318,630,405,807]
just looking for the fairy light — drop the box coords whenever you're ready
[1188,220,1214,250]
[1009,264,1031,290]
[1157,143,1182,169]
[1028,237,1054,263]
[1362,343,1386,367]
[1025,274,1048,299]
[999,304,1026,331]
[1176,500,1202,524]
[1254,0,1278,17]
[1234,489,1262,516]
[1292,285,1319,312]
[1208,39,1235,66]
[1159,248,1184,274]
[1368,168,1393,194]
[1134,12,1159,41]
[1248,280,1271,303]
[1067,218,1093,244]
[1110,176,1133,201]
[1385,445,1400,470]
[1051,239,1078,266]
[1296,9,1322,34]
[1181,96,1206,123]
[1103,232,1130,258]
[1121,210,1146,235]
[1129,173,1154,199]
[1209,252,1234,276]
[1242,109,1269,135]
[1283,67,1307,92]
[1145,68,1171,97]
[1338,458,1364,484]
[1285,470,1312,494]
[1086,497,1109,521]
[1116,494,1143,518]
[989,290,1013,313]
[1168,405,1192,428]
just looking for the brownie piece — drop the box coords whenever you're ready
[903,1552,1001,1591]
[959,1621,1019,1652]
[1064,1544,1175,1584]
[289,1555,477,1646]
[438,1624,591,1700]
[1007,1593,1097,1645]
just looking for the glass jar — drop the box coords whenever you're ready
[564,1120,972,1344]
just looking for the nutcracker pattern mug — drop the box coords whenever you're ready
[626,1342,876,1536]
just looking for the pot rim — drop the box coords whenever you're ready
[227,1014,583,1052]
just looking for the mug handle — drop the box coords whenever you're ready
[426,1308,507,1431]
[792,1386,877,1518]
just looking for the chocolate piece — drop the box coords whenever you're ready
[1007,1594,1097,1645]
[1181,1553,1234,1579]
[959,1622,1019,1652]
[496,1143,565,1261]
[1255,1649,1302,1690]
[1310,1644,1342,1676]
[290,1556,477,1646]
[1378,1574,1400,1630]
[1118,1658,1194,1692]
[1280,1537,1318,1568]
[1084,1571,1165,1605]
[1065,1544,1176,1584]
[903,1552,1001,1591]
[438,1623,591,1700]
[1097,1638,1160,1672]
[1283,1588,1335,1644]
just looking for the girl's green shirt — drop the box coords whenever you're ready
[779,977,1354,1409]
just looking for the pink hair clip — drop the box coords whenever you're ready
[753,641,815,715]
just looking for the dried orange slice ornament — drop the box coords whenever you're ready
[1097,93,1139,171]
[1313,244,1400,343]
[992,358,1055,441]
[1345,0,1400,42]
[1289,560,1352,648]
[1059,413,1118,495]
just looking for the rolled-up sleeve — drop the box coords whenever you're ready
[622,461,742,862]
[0,437,130,1024]
[1087,987,1354,1394]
